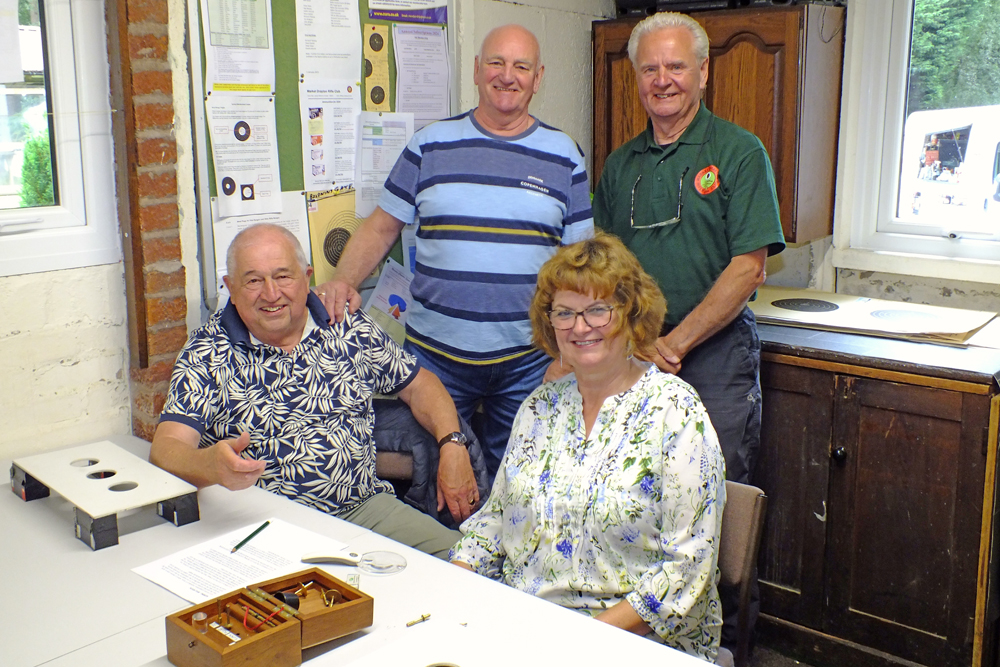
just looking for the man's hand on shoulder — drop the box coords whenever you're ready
[213,432,267,491]
[314,280,361,324]
[653,334,683,374]
[437,442,479,524]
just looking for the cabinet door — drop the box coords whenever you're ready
[757,361,835,629]
[826,377,989,667]
[592,18,644,185]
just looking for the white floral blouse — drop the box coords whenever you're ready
[450,365,726,661]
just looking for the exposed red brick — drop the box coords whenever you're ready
[131,358,177,384]
[142,234,181,263]
[136,169,177,199]
[145,267,185,293]
[127,0,168,25]
[133,102,174,130]
[132,70,173,97]
[134,385,168,418]
[136,136,177,166]
[138,202,179,232]
[129,33,168,60]
[147,324,189,357]
[132,415,157,443]
[146,295,186,326]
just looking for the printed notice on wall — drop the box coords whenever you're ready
[201,0,275,94]
[393,24,449,130]
[369,0,446,24]
[299,80,361,190]
[354,111,413,219]
[295,0,361,81]
[207,95,282,218]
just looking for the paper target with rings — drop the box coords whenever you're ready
[306,188,365,284]
[233,121,251,141]
[363,24,390,112]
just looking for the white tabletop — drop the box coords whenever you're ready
[3,435,707,667]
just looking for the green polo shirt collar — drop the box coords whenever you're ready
[631,103,712,154]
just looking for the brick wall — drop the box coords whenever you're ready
[108,0,188,441]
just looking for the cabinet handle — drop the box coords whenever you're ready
[831,447,847,463]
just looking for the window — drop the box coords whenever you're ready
[0,0,119,277]
[832,0,1000,283]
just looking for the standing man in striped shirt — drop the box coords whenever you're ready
[318,24,594,484]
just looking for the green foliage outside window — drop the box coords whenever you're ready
[909,0,1000,113]
[19,130,54,207]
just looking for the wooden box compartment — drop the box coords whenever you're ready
[166,568,373,667]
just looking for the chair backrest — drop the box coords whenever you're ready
[717,480,768,667]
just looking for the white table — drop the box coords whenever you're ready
[3,436,707,667]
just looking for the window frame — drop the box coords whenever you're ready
[831,0,1000,284]
[0,0,119,277]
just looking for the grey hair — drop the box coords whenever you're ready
[627,12,710,68]
[225,223,309,278]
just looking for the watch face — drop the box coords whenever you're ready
[440,431,468,447]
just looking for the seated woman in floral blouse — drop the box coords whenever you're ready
[449,233,727,662]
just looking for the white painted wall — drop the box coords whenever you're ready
[0,263,131,460]
[453,0,617,179]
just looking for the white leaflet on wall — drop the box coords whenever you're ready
[295,0,361,81]
[393,23,449,130]
[354,111,413,219]
[369,0,446,24]
[206,95,282,218]
[363,257,412,345]
[211,190,311,305]
[201,0,275,95]
[299,80,360,190]
[0,1,23,84]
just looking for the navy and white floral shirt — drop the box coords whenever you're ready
[450,365,726,661]
[160,293,419,514]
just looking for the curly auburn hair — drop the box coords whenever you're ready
[530,232,667,360]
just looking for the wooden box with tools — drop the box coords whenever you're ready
[166,567,374,667]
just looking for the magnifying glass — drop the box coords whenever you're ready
[302,550,407,575]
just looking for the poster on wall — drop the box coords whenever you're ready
[206,95,282,218]
[299,80,362,190]
[369,0,446,24]
[294,0,362,81]
[354,111,413,219]
[201,0,275,94]
[393,24,449,130]
[363,23,391,112]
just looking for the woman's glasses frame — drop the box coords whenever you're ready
[548,305,615,330]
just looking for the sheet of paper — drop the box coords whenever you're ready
[295,0,361,81]
[369,0,446,23]
[363,257,412,345]
[393,24,449,130]
[363,23,391,112]
[207,95,282,218]
[0,0,23,85]
[306,187,364,285]
[201,0,275,94]
[299,80,361,190]
[211,191,311,300]
[354,111,414,218]
[133,518,348,603]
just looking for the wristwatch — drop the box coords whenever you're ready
[437,431,469,448]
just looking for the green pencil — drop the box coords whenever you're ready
[231,520,270,553]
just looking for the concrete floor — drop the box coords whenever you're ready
[750,646,813,667]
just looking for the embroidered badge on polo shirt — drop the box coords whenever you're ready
[695,165,720,195]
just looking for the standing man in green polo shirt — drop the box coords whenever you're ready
[591,12,784,657]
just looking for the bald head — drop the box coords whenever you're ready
[479,24,541,67]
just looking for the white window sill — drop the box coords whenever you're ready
[831,246,1000,285]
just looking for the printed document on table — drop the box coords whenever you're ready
[134,518,348,604]
[201,0,275,94]
[299,80,361,190]
[207,95,282,218]
[364,257,412,345]
[369,0,446,23]
[393,24,449,130]
[355,111,414,218]
[211,190,311,303]
[295,0,361,81]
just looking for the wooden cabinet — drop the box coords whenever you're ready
[756,325,1000,667]
[592,6,844,243]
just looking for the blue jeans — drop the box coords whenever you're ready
[404,343,550,483]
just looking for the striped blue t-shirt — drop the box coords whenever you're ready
[379,111,594,364]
